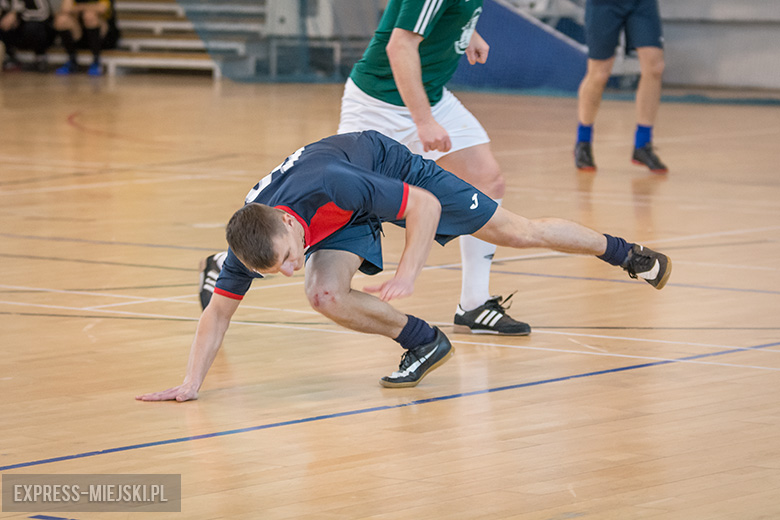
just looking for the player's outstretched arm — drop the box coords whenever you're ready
[136,294,241,402]
[365,186,441,301]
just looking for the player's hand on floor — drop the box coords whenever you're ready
[364,277,415,301]
[136,384,198,402]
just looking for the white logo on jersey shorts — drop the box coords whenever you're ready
[470,193,479,209]
[455,7,482,55]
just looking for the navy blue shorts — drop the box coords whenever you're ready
[307,163,498,275]
[585,0,663,60]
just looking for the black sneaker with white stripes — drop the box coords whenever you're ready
[199,252,226,310]
[621,244,672,290]
[380,327,454,388]
[453,294,531,335]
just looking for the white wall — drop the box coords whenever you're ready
[659,0,780,89]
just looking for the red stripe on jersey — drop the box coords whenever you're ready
[396,182,410,220]
[214,287,244,300]
[309,202,354,246]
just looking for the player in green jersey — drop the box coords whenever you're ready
[339,0,530,336]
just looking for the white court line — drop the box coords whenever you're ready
[502,185,780,215]
[0,153,256,176]
[1,299,778,372]
[672,260,779,272]
[0,172,241,196]
[0,283,319,315]
[533,329,780,354]
[0,300,354,335]
[448,336,780,372]
[0,284,155,302]
[643,225,780,244]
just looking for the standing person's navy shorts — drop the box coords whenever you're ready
[309,152,499,276]
[584,0,664,60]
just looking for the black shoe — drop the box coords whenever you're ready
[199,252,226,309]
[2,57,22,72]
[380,327,454,388]
[453,294,531,335]
[574,141,596,171]
[34,56,48,73]
[622,244,672,289]
[632,143,668,173]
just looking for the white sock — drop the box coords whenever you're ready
[215,251,227,270]
[458,199,501,311]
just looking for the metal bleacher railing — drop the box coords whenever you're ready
[104,0,379,80]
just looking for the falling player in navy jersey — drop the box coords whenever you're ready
[137,131,671,402]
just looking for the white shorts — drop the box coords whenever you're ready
[338,78,490,162]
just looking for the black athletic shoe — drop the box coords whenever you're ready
[380,327,454,388]
[574,141,596,171]
[2,57,22,72]
[622,244,672,289]
[453,294,531,335]
[199,252,226,309]
[632,143,668,173]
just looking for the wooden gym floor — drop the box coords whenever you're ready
[1,73,779,519]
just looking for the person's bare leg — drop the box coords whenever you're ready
[632,46,667,172]
[635,46,664,126]
[438,143,506,311]
[304,249,407,338]
[471,207,607,255]
[577,57,616,126]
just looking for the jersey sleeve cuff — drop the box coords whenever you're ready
[396,182,410,220]
[214,287,244,301]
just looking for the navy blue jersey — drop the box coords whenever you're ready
[214,130,498,300]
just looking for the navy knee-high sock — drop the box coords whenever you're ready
[598,234,633,266]
[83,27,101,62]
[58,30,77,62]
[394,315,436,350]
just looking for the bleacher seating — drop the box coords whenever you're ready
[11,0,375,80]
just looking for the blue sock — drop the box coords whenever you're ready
[635,125,652,149]
[577,123,593,143]
[395,315,436,350]
[598,234,633,266]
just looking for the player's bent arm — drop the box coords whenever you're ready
[385,28,450,152]
[386,28,429,125]
[135,293,241,402]
[365,186,441,301]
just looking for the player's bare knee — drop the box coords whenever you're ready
[489,170,506,199]
[645,58,665,80]
[305,283,347,318]
[587,67,612,87]
[82,11,101,27]
[470,164,505,199]
[53,14,72,30]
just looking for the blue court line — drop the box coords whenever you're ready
[2,340,778,473]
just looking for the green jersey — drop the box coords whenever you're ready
[350,0,484,107]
